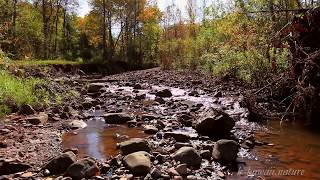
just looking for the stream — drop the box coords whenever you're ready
[62,81,320,179]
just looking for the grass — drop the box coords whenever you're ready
[13,59,84,66]
[0,70,48,116]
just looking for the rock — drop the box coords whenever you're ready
[212,139,238,162]
[200,150,211,160]
[135,94,146,100]
[65,158,99,180]
[68,120,87,129]
[123,151,151,176]
[19,104,35,115]
[214,91,223,97]
[42,151,76,175]
[150,168,162,179]
[0,141,7,148]
[63,148,79,155]
[88,83,106,93]
[175,164,188,176]
[25,113,48,125]
[156,89,172,98]
[143,125,158,134]
[164,132,190,142]
[119,138,151,155]
[0,160,31,175]
[167,167,179,176]
[189,91,199,97]
[155,96,165,104]
[173,176,183,180]
[103,113,132,124]
[133,84,142,89]
[173,147,201,167]
[194,109,235,137]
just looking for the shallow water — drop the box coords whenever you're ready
[62,83,320,179]
[62,119,148,160]
[235,121,320,180]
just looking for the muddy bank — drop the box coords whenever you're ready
[0,68,319,179]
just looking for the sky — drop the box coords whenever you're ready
[77,0,192,17]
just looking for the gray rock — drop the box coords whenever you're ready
[19,104,35,115]
[164,132,190,142]
[119,138,151,155]
[88,83,106,93]
[212,139,238,162]
[143,125,158,134]
[25,113,48,125]
[68,120,87,129]
[0,160,31,175]
[195,109,235,137]
[150,168,162,179]
[200,150,211,160]
[175,164,188,176]
[156,89,172,98]
[103,113,132,124]
[123,151,151,175]
[42,151,76,175]
[65,158,99,180]
[173,147,201,167]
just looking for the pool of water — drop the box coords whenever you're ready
[235,121,320,180]
[62,119,148,160]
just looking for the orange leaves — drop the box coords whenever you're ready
[139,6,161,23]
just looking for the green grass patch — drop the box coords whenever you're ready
[13,59,83,66]
[0,70,49,116]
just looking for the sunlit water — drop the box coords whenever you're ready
[62,83,320,179]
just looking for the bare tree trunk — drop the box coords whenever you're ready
[54,0,62,56]
[12,0,17,37]
[42,0,48,58]
[102,0,107,60]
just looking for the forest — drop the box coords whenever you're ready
[0,0,320,179]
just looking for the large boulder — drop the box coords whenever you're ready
[88,83,106,93]
[123,151,151,175]
[25,113,48,125]
[212,139,239,162]
[194,109,235,137]
[119,138,151,155]
[173,147,201,167]
[65,158,99,180]
[103,113,132,124]
[42,151,76,175]
[156,89,172,98]
[0,160,31,175]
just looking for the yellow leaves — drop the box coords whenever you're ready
[139,6,161,23]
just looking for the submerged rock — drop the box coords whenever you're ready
[212,139,238,162]
[119,138,151,155]
[42,151,76,175]
[195,109,235,137]
[103,113,132,124]
[123,151,151,175]
[173,147,201,167]
[156,89,172,98]
[65,158,99,180]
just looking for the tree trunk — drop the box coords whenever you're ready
[42,0,48,58]
[102,0,107,60]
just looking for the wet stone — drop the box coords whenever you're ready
[88,83,106,93]
[119,138,151,155]
[164,132,191,142]
[212,139,239,162]
[103,113,132,124]
[0,160,32,175]
[143,125,158,134]
[156,89,172,98]
[19,104,35,115]
[25,113,48,125]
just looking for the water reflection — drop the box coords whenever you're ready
[62,119,148,160]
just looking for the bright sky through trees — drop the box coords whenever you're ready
[78,0,193,17]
